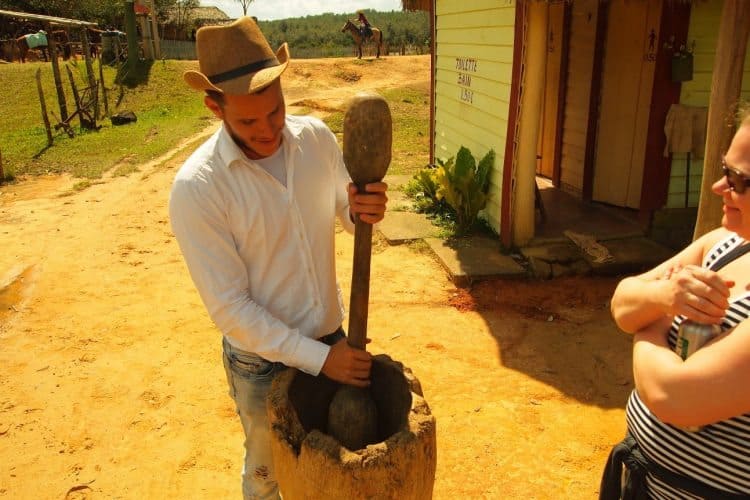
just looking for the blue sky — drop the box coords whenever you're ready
[201,0,404,21]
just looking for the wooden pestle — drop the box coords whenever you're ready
[326,93,392,450]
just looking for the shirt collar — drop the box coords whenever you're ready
[216,116,304,169]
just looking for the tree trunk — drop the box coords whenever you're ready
[124,0,139,74]
[692,0,750,240]
[36,68,53,147]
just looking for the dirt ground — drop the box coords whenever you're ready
[0,55,634,499]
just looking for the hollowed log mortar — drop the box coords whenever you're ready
[267,354,437,500]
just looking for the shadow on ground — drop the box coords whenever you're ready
[449,275,634,409]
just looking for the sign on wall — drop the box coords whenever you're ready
[456,57,478,104]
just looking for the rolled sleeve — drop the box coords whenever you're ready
[290,336,331,376]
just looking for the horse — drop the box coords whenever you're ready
[341,19,383,59]
[15,30,71,63]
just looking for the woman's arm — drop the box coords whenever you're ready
[610,229,732,333]
[633,318,750,427]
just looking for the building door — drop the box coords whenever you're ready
[536,1,566,182]
[592,0,662,208]
[558,0,599,197]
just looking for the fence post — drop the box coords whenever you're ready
[46,23,68,122]
[99,56,109,118]
[66,65,84,130]
[36,68,53,147]
[81,27,99,119]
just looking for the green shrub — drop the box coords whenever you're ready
[405,163,439,209]
[434,147,495,235]
[404,146,495,236]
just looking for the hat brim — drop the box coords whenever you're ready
[184,43,289,95]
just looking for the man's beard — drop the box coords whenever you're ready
[224,121,255,156]
[223,120,281,159]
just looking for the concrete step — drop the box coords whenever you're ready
[377,210,441,244]
[376,176,677,286]
[520,237,675,280]
[424,236,526,287]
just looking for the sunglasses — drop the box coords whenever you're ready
[722,157,750,194]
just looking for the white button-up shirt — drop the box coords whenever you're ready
[169,115,354,375]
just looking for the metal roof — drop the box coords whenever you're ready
[0,9,98,27]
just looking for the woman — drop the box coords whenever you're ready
[604,109,750,499]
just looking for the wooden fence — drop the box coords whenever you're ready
[159,39,196,60]
[156,40,425,60]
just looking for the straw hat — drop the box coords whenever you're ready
[184,16,289,95]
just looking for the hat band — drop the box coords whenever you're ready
[207,57,280,84]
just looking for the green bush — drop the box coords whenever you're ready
[405,163,440,210]
[434,147,495,234]
[405,146,495,235]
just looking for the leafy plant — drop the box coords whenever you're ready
[405,163,437,201]
[434,147,495,235]
[405,163,449,214]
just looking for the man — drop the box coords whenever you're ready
[169,17,388,499]
[355,11,373,39]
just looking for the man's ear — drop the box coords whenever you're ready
[204,95,224,120]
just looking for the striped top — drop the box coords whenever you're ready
[626,232,750,498]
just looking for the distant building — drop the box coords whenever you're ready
[161,6,232,41]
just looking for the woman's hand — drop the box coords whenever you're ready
[610,229,731,333]
[660,264,733,324]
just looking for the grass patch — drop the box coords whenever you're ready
[322,85,429,177]
[0,59,213,180]
[70,179,104,192]
[1,59,429,183]
[333,67,361,82]
[381,86,430,176]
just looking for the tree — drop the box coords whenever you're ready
[0,0,178,29]
[169,0,198,39]
[235,0,253,17]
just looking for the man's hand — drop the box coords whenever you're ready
[320,338,372,387]
[348,182,388,224]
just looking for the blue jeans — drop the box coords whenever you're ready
[221,329,343,499]
[222,338,285,500]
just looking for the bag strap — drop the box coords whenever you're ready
[709,241,750,272]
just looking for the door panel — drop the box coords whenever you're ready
[593,0,662,208]
[537,1,566,180]
[558,0,598,196]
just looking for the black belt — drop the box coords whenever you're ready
[600,432,749,500]
[318,326,345,346]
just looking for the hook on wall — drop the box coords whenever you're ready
[675,39,696,57]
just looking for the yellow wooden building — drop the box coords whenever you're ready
[407,0,750,248]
